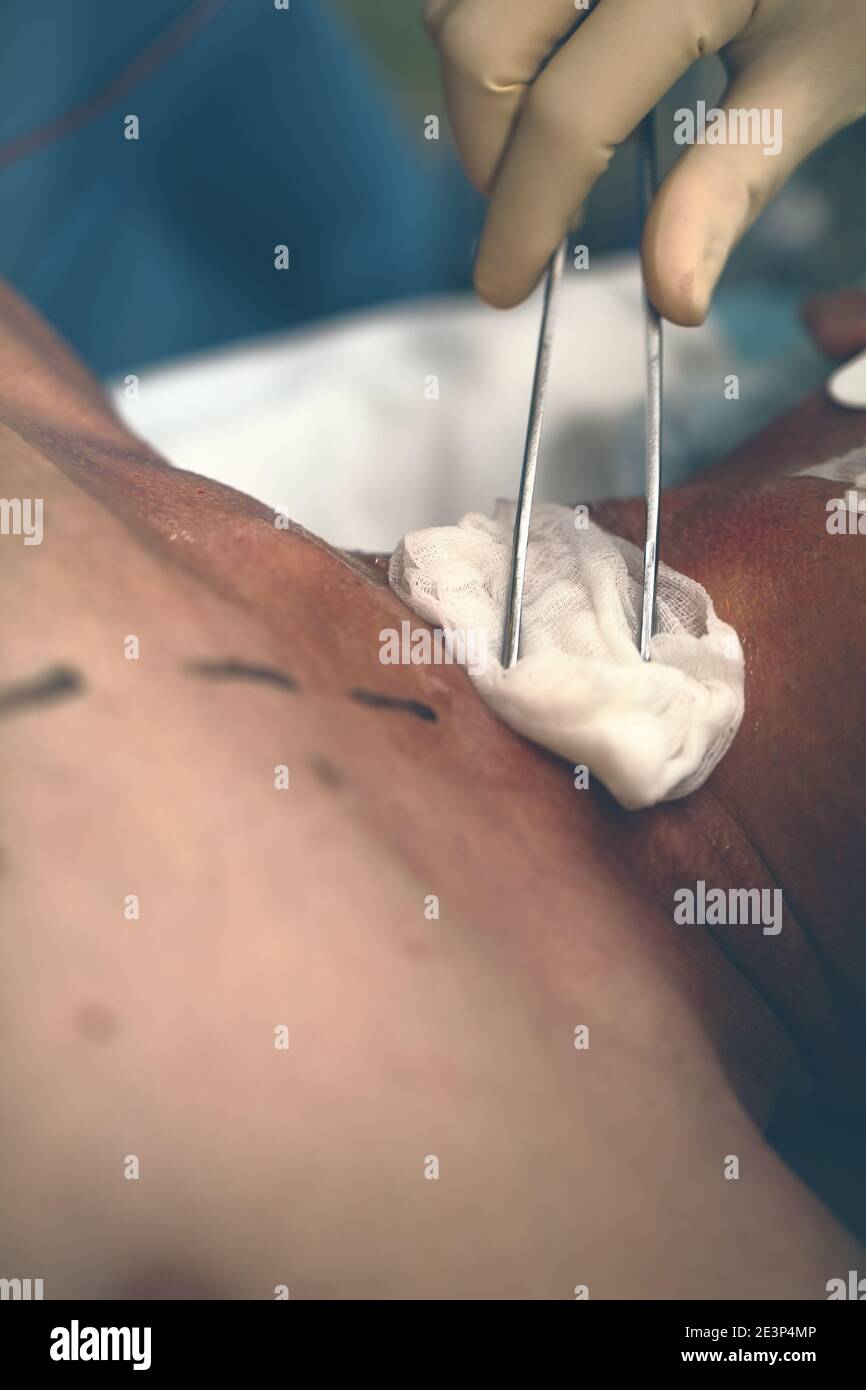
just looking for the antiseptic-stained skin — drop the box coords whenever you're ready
[1,282,865,1299]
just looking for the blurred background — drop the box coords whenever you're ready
[1,0,865,547]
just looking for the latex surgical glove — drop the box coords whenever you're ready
[424,0,866,324]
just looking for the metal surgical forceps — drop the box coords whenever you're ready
[501,114,662,668]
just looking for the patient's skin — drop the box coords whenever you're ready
[1,281,865,1299]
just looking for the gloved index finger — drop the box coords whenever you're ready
[474,0,753,308]
[428,0,596,193]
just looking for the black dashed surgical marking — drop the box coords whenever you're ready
[0,665,84,718]
[186,659,299,693]
[349,687,438,723]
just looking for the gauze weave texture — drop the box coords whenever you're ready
[389,502,744,811]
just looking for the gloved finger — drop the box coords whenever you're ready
[473,0,753,308]
[641,69,829,326]
[424,0,596,194]
[422,0,461,38]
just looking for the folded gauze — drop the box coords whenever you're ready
[389,502,744,811]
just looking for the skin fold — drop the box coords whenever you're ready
[1,281,865,1298]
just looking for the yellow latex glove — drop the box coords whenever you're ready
[424,0,866,323]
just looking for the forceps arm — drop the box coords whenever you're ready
[500,236,568,669]
[638,112,663,661]
[501,113,663,669]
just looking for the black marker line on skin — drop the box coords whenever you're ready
[0,665,84,718]
[350,687,438,723]
[186,659,299,693]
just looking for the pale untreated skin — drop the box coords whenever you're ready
[1,282,865,1299]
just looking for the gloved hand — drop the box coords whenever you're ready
[424,0,866,324]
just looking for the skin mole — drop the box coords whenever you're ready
[76,1002,120,1044]
[114,1262,230,1301]
[403,938,433,963]
[309,754,345,789]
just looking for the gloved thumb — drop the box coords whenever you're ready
[641,74,822,326]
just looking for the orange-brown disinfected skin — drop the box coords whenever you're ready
[2,281,866,1297]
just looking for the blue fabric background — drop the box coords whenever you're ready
[0,0,480,375]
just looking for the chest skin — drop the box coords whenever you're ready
[2,283,865,1297]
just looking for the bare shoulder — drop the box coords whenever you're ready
[1,285,862,1298]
